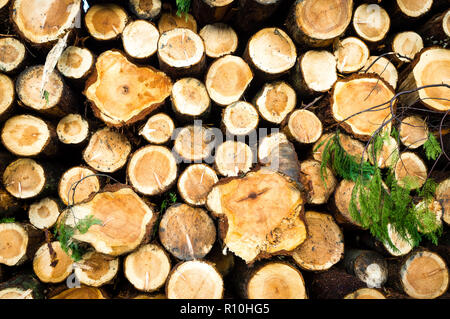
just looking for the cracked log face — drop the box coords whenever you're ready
[65,185,155,256]
[11,0,81,45]
[33,241,73,283]
[206,168,306,263]
[331,74,395,140]
[84,50,172,127]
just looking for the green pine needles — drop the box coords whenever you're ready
[319,130,442,253]
[0,217,15,223]
[423,133,442,161]
[176,0,191,17]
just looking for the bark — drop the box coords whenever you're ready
[206,243,235,277]
[84,4,129,41]
[419,9,450,48]
[0,186,26,218]
[310,268,366,299]
[234,0,282,33]
[343,249,388,288]
[191,0,235,25]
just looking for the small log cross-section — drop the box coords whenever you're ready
[56,114,89,146]
[344,288,386,299]
[300,159,337,205]
[122,20,160,61]
[159,204,216,260]
[436,178,450,226]
[282,109,323,144]
[352,4,390,45]
[205,55,253,106]
[124,244,171,292]
[399,116,429,149]
[57,46,95,82]
[292,211,344,271]
[84,4,129,42]
[362,56,398,90]
[74,251,119,288]
[285,0,353,48]
[394,152,427,189]
[65,184,155,256]
[28,197,60,229]
[391,32,424,63]
[334,37,370,74]
[0,74,14,121]
[139,113,174,145]
[0,223,42,266]
[166,260,224,299]
[173,125,215,163]
[33,241,73,284]
[331,74,396,140]
[177,164,218,207]
[58,166,101,206]
[206,168,307,263]
[199,23,238,59]
[222,101,259,136]
[127,145,178,196]
[0,37,26,74]
[3,158,47,199]
[398,47,450,112]
[84,50,172,126]
[171,78,211,120]
[129,0,162,21]
[214,141,253,177]
[343,249,388,288]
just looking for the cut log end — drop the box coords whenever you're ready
[139,113,174,145]
[157,12,197,34]
[334,37,370,74]
[393,32,423,62]
[436,178,450,226]
[400,250,449,299]
[399,116,428,149]
[246,262,307,299]
[206,168,306,263]
[345,250,388,288]
[74,251,119,287]
[1,114,52,157]
[177,164,218,206]
[353,4,390,43]
[127,145,177,196]
[396,0,433,18]
[51,287,106,299]
[300,159,337,205]
[0,74,14,117]
[85,50,172,126]
[57,46,94,80]
[215,141,253,177]
[0,37,26,74]
[129,0,162,20]
[0,287,34,299]
[56,114,89,145]
[83,127,131,173]
[414,199,443,234]
[122,20,159,60]
[0,223,28,266]
[258,132,288,164]
[362,56,398,89]
[344,288,386,299]
[159,204,216,260]
[206,55,253,106]
[313,133,368,164]
[199,23,238,59]
[254,81,296,124]
[299,50,338,93]
[33,241,73,283]
[171,78,210,118]
[394,152,427,189]
[166,260,223,299]
[368,135,399,169]
[28,197,60,229]
[292,211,344,271]
[174,125,214,162]
[58,166,100,206]
[222,101,259,136]
[3,158,45,199]
[11,0,80,45]
[333,180,363,228]
[85,4,128,41]
[285,109,322,144]
[383,224,414,256]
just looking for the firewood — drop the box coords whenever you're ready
[122,20,160,61]
[343,249,388,288]
[362,56,398,89]
[82,127,132,173]
[344,288,386,299]
[0,0,9,22]
[313,132,368,164]
[51,286,107,299]
[332,179,364,228]
[32,241,73,283]
[236,261,307,299]
[173,125,215,163]
[129,0,162,21]
[84,4,129,41]
[10,0,81,47]
[214,141,253,177]
[383,223,414,257]
[222,101,259,136]
[84,50,172,126]
[291,211,344,271]
[310,268,366,299]
[333,37,370,74]
[159,203,216,260]
[330,74,396,141]
[191,0,235,25]
[387,0,434,25]
[414,199,443,234]
[28,197,61,229]
[63,184,156,256]
[205,55,253,106]
[56,113,90,146]
[234,0,282,33]
[127,145,178,196]
[16,65,76,117]
[394,152,427,189]
[177,164,218,206]
[398,47,450,112]
[391,31,424,64]
[138,113,175,145]
[419,9,450,48]
[171,77,211,120]
[166,260,224,299]
[57,46,94,82]
[253,81,296,124]
[124,243,170,292]
[285,0,353,48]
[206,168,307,263]
[0,73,14,122]
[368,135,399,169]
[291,50,338,97]
[0,222,43,266]
[199,23,238,59]
[58,166,101,206]
[0,37,26,74]
[300,159,337,205]
[352,4,390,47]
[1,114,58,157]
[74,251,119,287]
[0,274,44,299]
[436,178,449,226]
[282,109,322,145]
[157,12,198,34]
[243,27,297,80]
[399,115,429,149]
[258,132,289,163]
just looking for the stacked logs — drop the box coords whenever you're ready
[0,0,448,300]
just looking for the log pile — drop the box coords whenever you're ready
[0,0,448,300]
